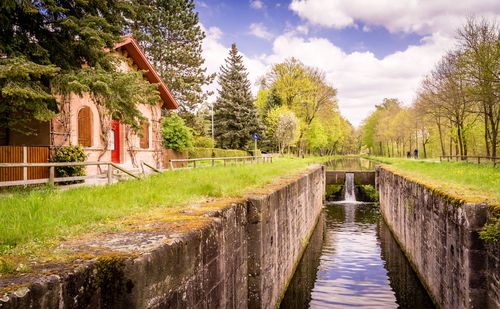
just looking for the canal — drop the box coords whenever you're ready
[281,159,435,308]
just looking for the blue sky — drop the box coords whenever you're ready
[195,0,500,126]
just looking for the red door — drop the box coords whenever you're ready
[111,120,120,163]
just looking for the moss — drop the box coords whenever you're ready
[357,184,379,204]
[93,255,127,308]
[325,184,342,200]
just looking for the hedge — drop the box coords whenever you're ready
[188,147,250,159]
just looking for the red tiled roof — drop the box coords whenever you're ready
[114,36,178,109]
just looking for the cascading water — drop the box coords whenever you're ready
[344,173,356,201]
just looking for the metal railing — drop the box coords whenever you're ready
[439,155,498,166]
[169,155,273,170]
[0,161,139,187]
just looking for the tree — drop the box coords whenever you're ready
[133,0,215,127]
[275,111,298,156]
[458,17,500,157]
[213,44,262,149]
[0,0,159,141]
[162,114,193,151]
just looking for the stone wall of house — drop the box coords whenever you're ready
[0,166,325,308]
[377,166,500,309]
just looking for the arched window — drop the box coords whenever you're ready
[139,123,149,149]
[78,106,92,147]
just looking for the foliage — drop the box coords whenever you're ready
[193,136,213,148]
[188,147,248,158]
[51,145,87,181]
[361,17,500,159]
[258,57,355,155]
[358,185,379,204]
[162,114,193,151]
[325,184,342,200]
[213,44,262,149]
[0,0,158,136]
[133,0,214,127]
[479,217,500,242]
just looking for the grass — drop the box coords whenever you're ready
[367,156,500,207]
[0,157,327,262]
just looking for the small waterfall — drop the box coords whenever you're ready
[344,173,356,201]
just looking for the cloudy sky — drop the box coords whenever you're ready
[195,0,500,127]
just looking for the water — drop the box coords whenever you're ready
[344,173,356,201]
[281,203,435,308]
[325,157,376,171]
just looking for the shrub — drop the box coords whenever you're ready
[188,147,249,159]
[162,114,193,151]
[193,136,213,148]
[480,217,500,242]
[51,145,87,182]
[357,184,379,204]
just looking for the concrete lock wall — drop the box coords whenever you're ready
[325,170,375,185]
[376,166,500,309]
[0,166,325,309]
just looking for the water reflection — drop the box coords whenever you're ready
[325,157,376,171]
[281,203,435,308]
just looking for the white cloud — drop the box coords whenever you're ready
[296,24,309,35]
[202,21,455,126]
[249,23,274,40]
[250,0,264,10]
[289,0,500,35]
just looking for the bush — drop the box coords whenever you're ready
[480,217,500,242]
[188,147,249,159]
[162,114,193,151]
[193,136,213,148]
[51,145,87,182]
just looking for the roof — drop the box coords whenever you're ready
[114,36,178,109]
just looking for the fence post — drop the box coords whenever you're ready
[477,157,480,164]
[23,146,28,183]
[194,160,196,168]
[107,164,113,184]
[170,160,174,170]
[212,159,215,167]
[224,159,226,167]
[49,166,54,185]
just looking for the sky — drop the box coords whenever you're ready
[195,0,500,127]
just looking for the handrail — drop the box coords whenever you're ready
[141,161,161,173]
[0,161,140,187]
[169,155,272,170]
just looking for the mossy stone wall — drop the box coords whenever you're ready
[377,166,500,309]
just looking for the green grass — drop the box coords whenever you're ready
[0,157,327,257]
[367,156,500,206]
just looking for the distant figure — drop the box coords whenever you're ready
[407,150,411,158]
[414,149,418,159]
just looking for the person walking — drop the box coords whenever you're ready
[407,150,411,158]
[413,149,418,159]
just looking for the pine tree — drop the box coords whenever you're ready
[213,44,262,149]
[0,0,158,138]
[133,0,214,127]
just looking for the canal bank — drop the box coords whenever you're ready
[377,165,500,309]
[0,166,325,308]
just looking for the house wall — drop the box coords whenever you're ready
[50,55,164,175]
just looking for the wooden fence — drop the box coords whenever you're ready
[0,146,49,182]
[439,155,498,166]
[0,161,139,187]
[169,155,272,170]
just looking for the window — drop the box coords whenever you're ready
[78,106,92,147]
[139,124,149,149]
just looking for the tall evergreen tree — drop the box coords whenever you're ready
[133,0,214,127]
[213,44,262,149]
[0,0,159,138]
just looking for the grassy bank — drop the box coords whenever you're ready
[368,156,500,206]
[0,157,327,260]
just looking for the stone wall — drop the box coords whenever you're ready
[326,170,375,185]
[0,166,324,308]
[377,166,500,309]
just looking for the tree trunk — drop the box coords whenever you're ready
[436,118,446,156]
